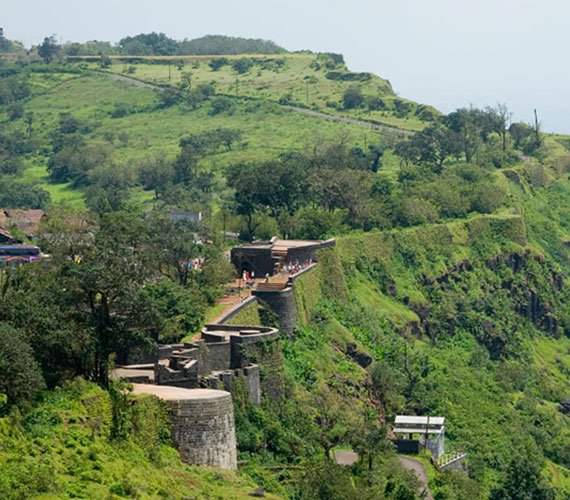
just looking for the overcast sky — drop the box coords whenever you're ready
[4,0,568,132]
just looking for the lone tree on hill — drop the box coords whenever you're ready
[38,35,60,64]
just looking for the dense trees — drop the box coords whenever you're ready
[0,210,232,391]
[0,323,45,405]
[119,32,178,56]
[490,452,555,500]
[73,33,288,56]
[224,124,510,240]
[395,123,461,173]
[0,74,30,106]
[0,177,50,208]
[177,35,286,55]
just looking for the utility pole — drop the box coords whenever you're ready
[306,81,309,103]
[534,108,540,143]
[168,63,171,83]
[425,415,430,453]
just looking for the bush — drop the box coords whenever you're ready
[209,96,234,115]
[232,57,254,74]
[393,99,413,118]
[367,96,385,111]
[208,57,229,70]
[292,206,348,239]
[342,86,364,110]
[156,87,182,108]
[0,177,50,208]
[144,280,205,343]
[110,102,131,118]
[393,197,439,226]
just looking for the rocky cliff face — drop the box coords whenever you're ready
[400,250,568,357]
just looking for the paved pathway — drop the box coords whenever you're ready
[398,456,434,500]
[105,72,158,89]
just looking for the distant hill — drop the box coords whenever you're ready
[64,33,287,57]
[177,35,287,55]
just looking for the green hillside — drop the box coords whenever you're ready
[3,65,396,209]
[83,52,433,131]
[0,37,569,499]
[0,380,279,499]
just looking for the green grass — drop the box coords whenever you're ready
[13,71,392,208]
[0,380,276,499]
[21,156,85,208]
[349,270,419,326]
[84,54,431,131]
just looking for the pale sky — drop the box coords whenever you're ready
[3,0,569,132]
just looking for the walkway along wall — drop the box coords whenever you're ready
[117,246,343,470]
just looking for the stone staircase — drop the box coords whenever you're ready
[255,282,288,292]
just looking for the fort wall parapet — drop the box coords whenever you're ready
[151,325,279,406]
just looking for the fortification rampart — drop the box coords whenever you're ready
[214,295,260,325]
[150,325,279,406]
[131,384,237,470]
[116,241,332,471]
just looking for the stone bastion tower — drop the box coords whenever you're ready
[131,384,237,470]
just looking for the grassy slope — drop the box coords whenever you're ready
[0,380,275,499]
[325,170,570,496]
[85,54,431,131]
[11,70,388,208]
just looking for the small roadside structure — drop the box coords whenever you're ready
[392,415,446,459]
[168,208,202,224]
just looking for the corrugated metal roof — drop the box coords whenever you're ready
[395,415,445,426]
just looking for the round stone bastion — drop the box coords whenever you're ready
[131,384,237,470]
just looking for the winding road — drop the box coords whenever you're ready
[398,456,434,500]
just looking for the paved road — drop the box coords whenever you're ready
[398,456,434,500]
[101,71,414,137]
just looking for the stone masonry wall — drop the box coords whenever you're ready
[166,391,237,470]
[253,287,297,335]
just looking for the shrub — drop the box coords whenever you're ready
[393,197,439,227]
[209,96,234,115]
[110,102,131,118]
[342,86,364,110]
[208,57,229,70]
[232,57,254,74]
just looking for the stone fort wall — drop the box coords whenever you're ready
[132,384,237,470]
